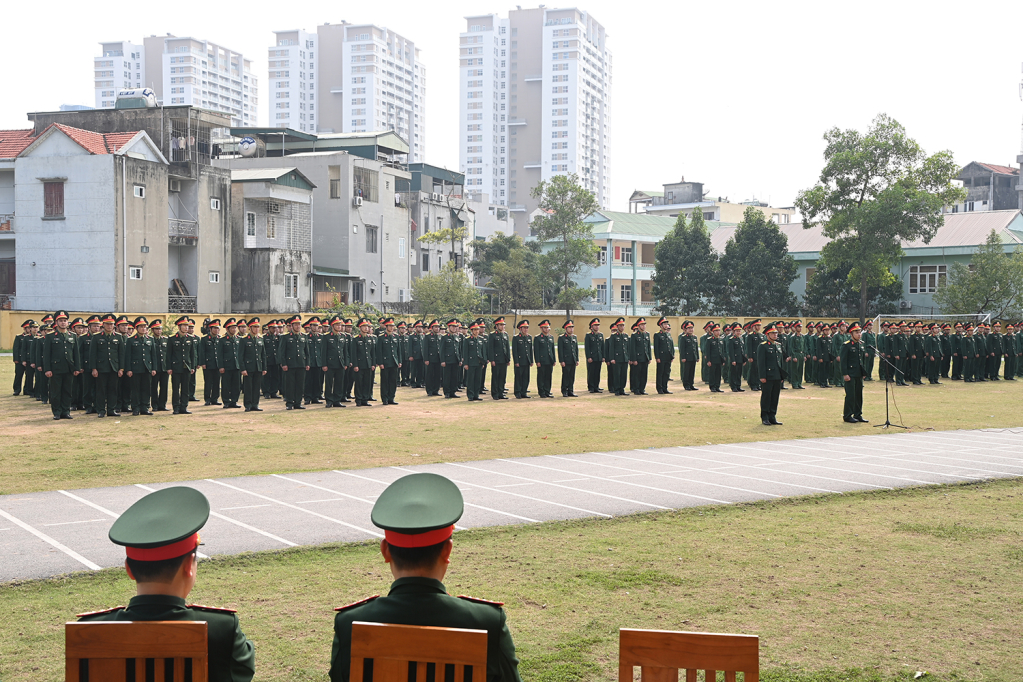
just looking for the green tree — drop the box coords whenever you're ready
[651,210,721,315]
[410,262,482,316]
[795,113,966,322]
[470,231,525,281]
[715,206,799,316]
[417,224,469,268]
[933,229,1023,319]
[802,243,901,317]
[490,248,543,311]
[530,173,600,316]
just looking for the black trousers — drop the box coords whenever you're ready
[35,369,48,401]
[729,361,744,390]
[171,371,192,413]
[343,366,356,400]
[425,362,441,395]
[72,372,83,407]
[760,379,782,421]
[491,363,508,398]
[400,358,411,385]
[131,372,152,412]
[21,363,35,395]
[536,363,554,397]
[940,354,951,378]
[305,366,324,401]
[707,361,722,391]
[606,362,616,393]
[95,371,119,414]
[49,371,74,417]
[152,371,169,410]
[479,362,488,392]
[988,354,1001,379]
[818,360,831,387]
[864,354,875,380]
[82,370,96,410]
[188,370,197,400]
[324,366,345,404]
[611,361,628,394]
[411,359,425,387]
[927,357,941,383]
[629,361,649,393]
[843,376,863,420]
[118,373,132,411]
[655,359,671,393]
[1004,354,1016,379]
[203,367,221,403]
[265,364,281,397]
[283,366,306,407]
[586,358,602,391]
[680,359,696,389]
[355,367,374,404]
[13,362,25,394]
[561,362,576,395]
[243,372,262,409]
[466,365,481,400]
[443,363,461,397]
[513,364,531,397]
[221,369,241,406]
[380,365,399,403]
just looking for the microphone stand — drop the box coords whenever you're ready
[865,342,907,430]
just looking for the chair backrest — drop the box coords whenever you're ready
[619,628,759,682]
[65,621,208,682]
[350,621,488,682]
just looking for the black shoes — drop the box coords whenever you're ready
[762,419,772,426]
[844,417,857,423]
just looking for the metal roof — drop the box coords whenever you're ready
[230,167,316,189]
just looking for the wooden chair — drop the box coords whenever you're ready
[350,621,488,682]
[65,621,208,682]
[619,628,759,682]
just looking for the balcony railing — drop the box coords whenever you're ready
[168,296,197,313]
[169,219,198,239]
[0,214,13,232]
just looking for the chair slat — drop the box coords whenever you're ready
[350,622,488,682]
[65,622,208,682]
[685,668,697,682]
[619,629,759,682]
[725,670,736,682]
[706,669,717,682]
[641,666,678,682]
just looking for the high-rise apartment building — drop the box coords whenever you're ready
[94,41,145,108]
[92,35,259,128]
[459,8,611,236]
[268,23,427,162]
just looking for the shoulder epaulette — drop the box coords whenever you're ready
[760,341,768,345]
[76,605,125,618]
[844,340,851,344]
[334,595,380,612]
[187,603,238,614]
[457,594,504,607]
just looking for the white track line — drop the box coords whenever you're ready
[768,440,988,481]
[220,505,272,511]
[43,519,105,527]
[58,490,121,518]
[0,508,100,570]
[389,467,540,523]
[910,431,1023,453]
[703,443,936,484]
[823,442,1023,474]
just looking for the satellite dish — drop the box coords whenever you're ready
[239,137,258,157]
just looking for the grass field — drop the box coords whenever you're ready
[1,478,1021,681]
[2,360,1022,495]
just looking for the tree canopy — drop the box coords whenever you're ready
[802,243,901,317]
[651,210,721,315]
[715,206,799,316]
[410,262,482,316]
[490,247,544,311]
[530,173,600,316]
[932,229,1023,319]
[795,113,966,321]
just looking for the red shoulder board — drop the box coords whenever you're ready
[76,605,125,618]
[187,603,237,614]
[334,595,380,612]
[457,595,504,607]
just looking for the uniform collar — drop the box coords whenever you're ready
[127,594,187,608]
[388,576,447,595]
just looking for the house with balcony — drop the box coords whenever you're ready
[0,130,35,307]
[629,177,797,225]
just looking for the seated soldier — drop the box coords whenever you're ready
[77,487,255,682]
[329,473,522,682]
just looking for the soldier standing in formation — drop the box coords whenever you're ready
[219,319,242,409]
[532,320,556,398]
[703,323,725,393]
[11,319,32,396]
[240,319,266,411]
[511,320,533,398]
[42,310,82,420]
[408,321,425,389]
[90,313,123,417]
[677,320,699,391]
[378,318,402,405]
[839,321,868,423]
[440,319,462,399]
[352,318,378,407]
[628,318,651,395]
[279,315,310,410]
[423,320,442,397]
[653,317,674,394]
[126,317,156,416]
[199,319,223,405]
[862,320,877,380]
[557,320,579,397]
[489,317,511,400]
[150,319,170,412]
[323,316,349,408]
[464,320,487,401]
[785,320,806,389]
[757,322,784,425]
[725,322,746,392]
[167,316,197,415]
[584,318,604,393]
[606,317,630,395]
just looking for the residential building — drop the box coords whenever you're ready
[944,161,1019,214]
[403,163,470,288]
[0,130,36,305]
[229,168,314,312]
[25,105,236,313]
[459,8,611,237]
[215,128,412,309]
[93,41,145,108]
[93,35,258,128]
[269,23,426,161]
[629,178,797,224]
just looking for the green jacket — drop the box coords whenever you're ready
[785,334,806,359]
[324,332,348,368]
[606,331,630,364]
[89,331,125,374]
[167,332,197,372]
[756,340,784,380]
[330,577,521,682]
[839,339,866,377]
[424,333,442,362]
[489,332,510,364]
[653,331,674,361]
[240,335,266,373]
[353,334,378,369]
[152,334,170,372]
[584,331,604,361]
[512,333,533,365]
[441,333,462,364]
[408,334,424,361]
[557,333,578,364]
[630,331,651,362]
[465,334,488,366]
[533,333,556,365]
[378,333,402,368]
[704,336,725,364]
[79,594,254,682]
[277,333,309,368]
[43,330,82,374]
[199,335,222,369]
[125,334,155,374]
[677,333,699,362]
[220,335,243,371]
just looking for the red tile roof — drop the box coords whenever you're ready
[50,123,140,155]
[0,129,36,159]
[975,162,1018,176]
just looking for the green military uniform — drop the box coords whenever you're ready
[278,317,310,409]
[465,325,488,401]
[12,322,31,396]
[628,320,651,395]
[219,322,243,409]
[804,325,818,385]
[606,320,630,395]
[862,326,877,380]
[557,322,579,397]
[725,324,746,392]
[42,311,82,419]
[199,322,223,405]
[125,318,156,415]
[424,324,443,396]
[533,323,556,398]
[409,324,425,389]
[441,321,463,399]
[378,322,402,405]
[240,321,266,411]
[305,325,327,403]
[167,319,198,414]
[924,327,943,384]
[78,487,255,682]
[839,324,867,423]
[677,324,699,390]
[703,327,725,392]
[583,320,604,393]
[512,324,533,398]
[151,322,170,411]
[831,325,848,387]
[324,318,350,407]
[745,322,765,391]
[353,321,380,406]
[756,324,784,425]
[329,473,521,682]
[488,318,511,400]
[89,316,126,416]
[652,318,674,394]
[785,326,805,389]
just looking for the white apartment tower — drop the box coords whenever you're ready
[92,36,259,128]
[459,8,611,237]
[94,41,145,108]
[268,23,427,162]
[268,29,319,133]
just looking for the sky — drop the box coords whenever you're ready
[4,0,1023,214]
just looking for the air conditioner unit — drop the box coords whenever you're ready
[352,196,363,207]
[900,300,913,310]
[433,193,443,202]
[169,179,181,192]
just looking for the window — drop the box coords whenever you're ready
[132,185,145,198]
[266,216,277,239]
[366,225,379,253]
[422,251,430,272]
[620,284,632,303]
[246,212,256,236]
[329,165,341,198]
[44,181,64,218]
[211,198,221,210]
[908,265,947,294]
[209,271,220,283]
[620,246,633,264]
[129,266,143,280]
[805,267,816,282]
[595,283,607,304]
[284,272,299,299]
[597,246,607,265]
[398,237,406,258]
[352,281,364,303]
[353,166,379,202]
[703,212,714,221]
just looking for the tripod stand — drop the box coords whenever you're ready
[867,343,907,430]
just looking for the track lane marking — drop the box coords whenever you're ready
[0,508,101,571]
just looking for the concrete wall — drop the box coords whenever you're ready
[117,155,171,312]
[194,167,231,312]
[316,23,348,134]
[508,8,545,238]
[231,248,311,313]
